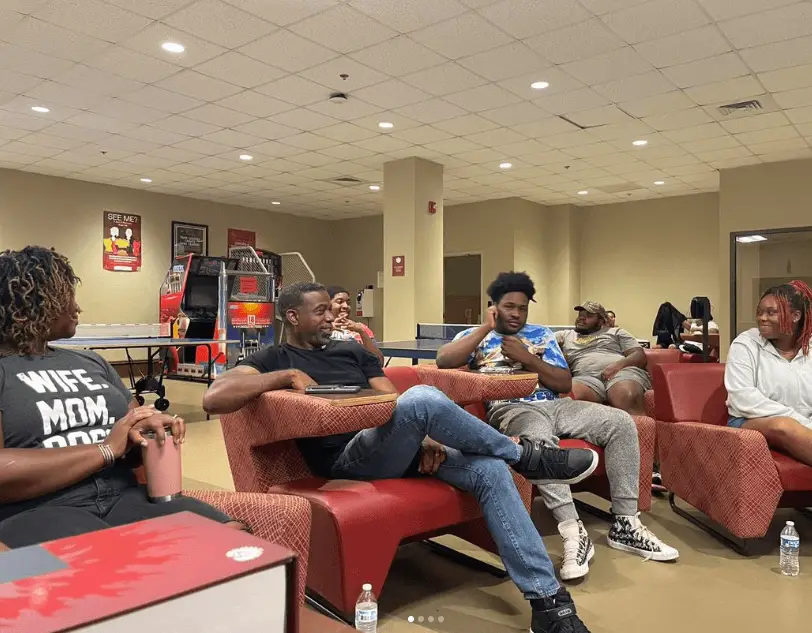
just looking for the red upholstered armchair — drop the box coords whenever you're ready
[653,363,812,553]
[219,368,538,621]
[643,348,682,418]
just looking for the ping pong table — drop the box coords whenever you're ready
[52,325,238,415]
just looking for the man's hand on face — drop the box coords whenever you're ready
[483,305,498,332]
[419,437,447,474]
[501,336,535,366]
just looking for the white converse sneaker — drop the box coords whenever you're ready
[558,519,594,580]
[607,513,679,562]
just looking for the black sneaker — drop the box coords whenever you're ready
[531,588,591,633]
[514,439,599,485]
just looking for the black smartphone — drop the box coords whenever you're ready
[304,385,362,395]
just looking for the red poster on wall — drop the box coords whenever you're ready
[103,211,141,272]
[228,228,256,249]
[392,255,405,277]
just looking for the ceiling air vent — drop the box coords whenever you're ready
[330,177,363,186]
[717,99,763,117]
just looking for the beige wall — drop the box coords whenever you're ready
[578,193,721,341]
[0,169,329,326]
[719,158,812,354]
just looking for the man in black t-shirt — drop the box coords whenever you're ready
[203,282,597,633]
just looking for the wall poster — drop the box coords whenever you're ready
[103,211,141,272]
[172,221,208,260]
[227,228,256,249]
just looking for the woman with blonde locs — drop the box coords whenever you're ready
[726,280,812,464]
[0,246,246,547]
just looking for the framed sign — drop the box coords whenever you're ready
[103,211,141,272]
[172,221,208,260]
[228,228,256,249]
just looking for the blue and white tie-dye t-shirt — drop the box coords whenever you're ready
[452,324,569,405]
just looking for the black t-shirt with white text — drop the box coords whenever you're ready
[239,341,385,477]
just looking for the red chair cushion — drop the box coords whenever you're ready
[384,366,423,394]
[652,363,728,425]
[773,451,812,491]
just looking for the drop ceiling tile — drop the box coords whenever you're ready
[795,122,812,136]
[165,0,276,48]
[686,75,763,106]
[758,63,812,93]
[25,81,104,110]
[499,69,584,100]
[720,111,790,134]
[740,36,812,74]
[748,147,812,162]
[476,102,547,127]
[1,140,60,158]
[239,30,337,73]
[510,117,580,138]
[564,141,620,158]
[195,53,286,90]
[151,115,221,136]
[719,3,812,49]
[620,91,696,118]
[86,48,180,84]
[527,20,623,65]
[307,98,384,121]
[232,118,300,139]
[4,16,110,62]
[544,130,602,149]
[255,75,331,106]
[127,125,190,145]
[156,71,243,102]
[643,107,715,131]
[493,138,550,157]
[601,0,709,44]
[457,42,550,83]
[0,69,42,94]
[289,5,397,54]
[57,65,143,99]
[319,143,375,160]
[353,134,414,153]
[316,122,379,142]
[184,103,255,127]
[395,99,468,124]
[92,98,167,124]
[103,0,195,20]
[588,119,657,141]
[593,70,676,102]
[122,24,227,68]
[423,137,484,155]
[66,112,141,134]
[98,135,163,153]
[562,47,653,85]
[39,122,111,142]
[635,25,731,68]
[348,0,467,33]
[123,85,203,114]
[786,106,812,125]
[533,87,610,115]
[215,91,295,117]
[662,52,750,88]
[0,43,74,79]
[269,108,341,131]
[774,86,812,109]
[174,137,235,156]
[444,84,521,113]
[746,137,809,154]
[662,122,727,143]
[354,79,433,109]
[350,36,448,76]
[0,126,32,141]
[34,0,151,42]
[734,125,800,146]
[401,63,487,99]
[463,127,525,147]
[411,12,513,59]
[478,0,588,39]
[299,57,388,93]
[680,134,742,153]
[286,151,341,167]
[566,105,634,127]
[433,114,501,135]
[278,132,341,150]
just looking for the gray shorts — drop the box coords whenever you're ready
[572,367,651,401]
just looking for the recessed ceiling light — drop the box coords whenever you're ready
[378,122,394,129]
[161,41,185,53]
[632,139,648,146]
[31,105,50,113]
[577,190,588,195]
[140,177,152,183]
[271,201,281,205]
[499,162,512,169]
[530,81,549,90]
[369,185,381,191]
[239,154,253,161]
[653,180,665,185]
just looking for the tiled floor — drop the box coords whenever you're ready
[170,380,811,633]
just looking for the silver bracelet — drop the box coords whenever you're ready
[97,444,114,467]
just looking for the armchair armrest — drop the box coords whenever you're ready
[414,367,538,405]
[656,421,782,539]
[184,490,311,606]
[221,390,397,447]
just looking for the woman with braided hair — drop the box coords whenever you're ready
[0,246,244,548]
[726,280,812,464]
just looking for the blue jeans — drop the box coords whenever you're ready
[331,385,560,599]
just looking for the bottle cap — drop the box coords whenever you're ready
[362,583,372,591]
[787,521,795,526]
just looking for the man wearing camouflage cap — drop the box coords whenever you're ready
[556,302,650,416]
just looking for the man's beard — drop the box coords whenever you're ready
[575,324,598,335]
[313,330,332,346]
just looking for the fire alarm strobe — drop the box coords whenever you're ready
[428,201,437,214]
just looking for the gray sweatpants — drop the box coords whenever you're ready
[487,398,640,521]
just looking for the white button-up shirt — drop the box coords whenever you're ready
[726,328,812,427]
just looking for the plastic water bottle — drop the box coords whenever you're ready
[780,521,800,576]
[355,583,378,632]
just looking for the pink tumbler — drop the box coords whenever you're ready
[141,428,182,503]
